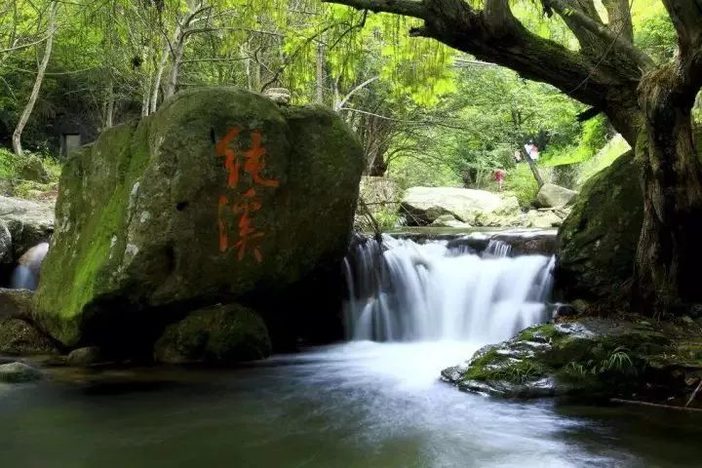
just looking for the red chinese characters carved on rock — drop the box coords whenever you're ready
[215,128,279,263]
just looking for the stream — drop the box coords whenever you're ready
[2,235,702,467]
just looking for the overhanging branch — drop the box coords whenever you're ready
[543,0,653,69]
[320,0,426,19]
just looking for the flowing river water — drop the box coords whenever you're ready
[2,235,702,467]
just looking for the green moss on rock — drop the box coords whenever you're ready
[34,88,364,349]
[556,150,642,302]
[442,319,684,399]
[153,304,271,364]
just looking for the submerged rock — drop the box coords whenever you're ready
[35,88,363,351]
[400,187,520,226]
[154,304,271,364]
[0,361,42,383]
[556,151,642,302]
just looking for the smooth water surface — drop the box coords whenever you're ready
[2,341,702,468]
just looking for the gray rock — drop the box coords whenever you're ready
[0,196,54,261]
[67,347,103,367]
[557,151,642,302]
[0,220,11,263]
[0,288,33,320]
[536,183,577,208]
[263,87,291,105]
[0,318,58,355]
[401,186,520,226]
[525,209,563,228]
[0,361,42,383]
[430,214,471,228]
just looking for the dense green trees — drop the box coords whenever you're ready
[325,0,702,316]
[2,0,695,314]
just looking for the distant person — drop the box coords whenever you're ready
[524,140,540,161]
[494,168,506,191]
[514,149,522,163]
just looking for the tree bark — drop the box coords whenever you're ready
[316,43,325,104]
[12,1,57,156]
[635,65,702,314]
[524,154,544,188]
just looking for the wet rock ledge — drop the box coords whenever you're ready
[441,317,702,407]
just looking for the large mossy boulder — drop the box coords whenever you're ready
[154,304,271,364]
[556,151,642,301]
[441,318,675,399]
[35,88,364,351]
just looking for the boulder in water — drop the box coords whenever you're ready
[556,151,642,302]
[0,361,42,383]
[35,88,363,351]
[536,183,577,208]
[66,346,104,366]
[441,318,673,399]
[400,187,520,226]
[154,304,271,364]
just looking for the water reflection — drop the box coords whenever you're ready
[1,342,701,467]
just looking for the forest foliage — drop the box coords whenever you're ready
[0,0,685,192]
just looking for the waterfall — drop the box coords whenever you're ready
[343,235,554,343]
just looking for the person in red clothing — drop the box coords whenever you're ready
[494,168,506,191]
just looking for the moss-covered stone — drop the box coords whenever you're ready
[34,88,364,349]
[153,304,271,364]
[556,151,642,302]
[441,319,688,400]
[16,156,50,183]
[0,318,58,355]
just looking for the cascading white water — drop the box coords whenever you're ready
[344,235,554,344]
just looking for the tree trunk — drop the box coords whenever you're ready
[368,153,388,177]
[316,43,325,104]
[635,68,702,315]
[524,154,544,188]
[150,36,172,114]
[103,79,115,129]
[12,1,57,156]
[163,25,185,102]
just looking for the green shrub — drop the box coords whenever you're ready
[503,163,539,208]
